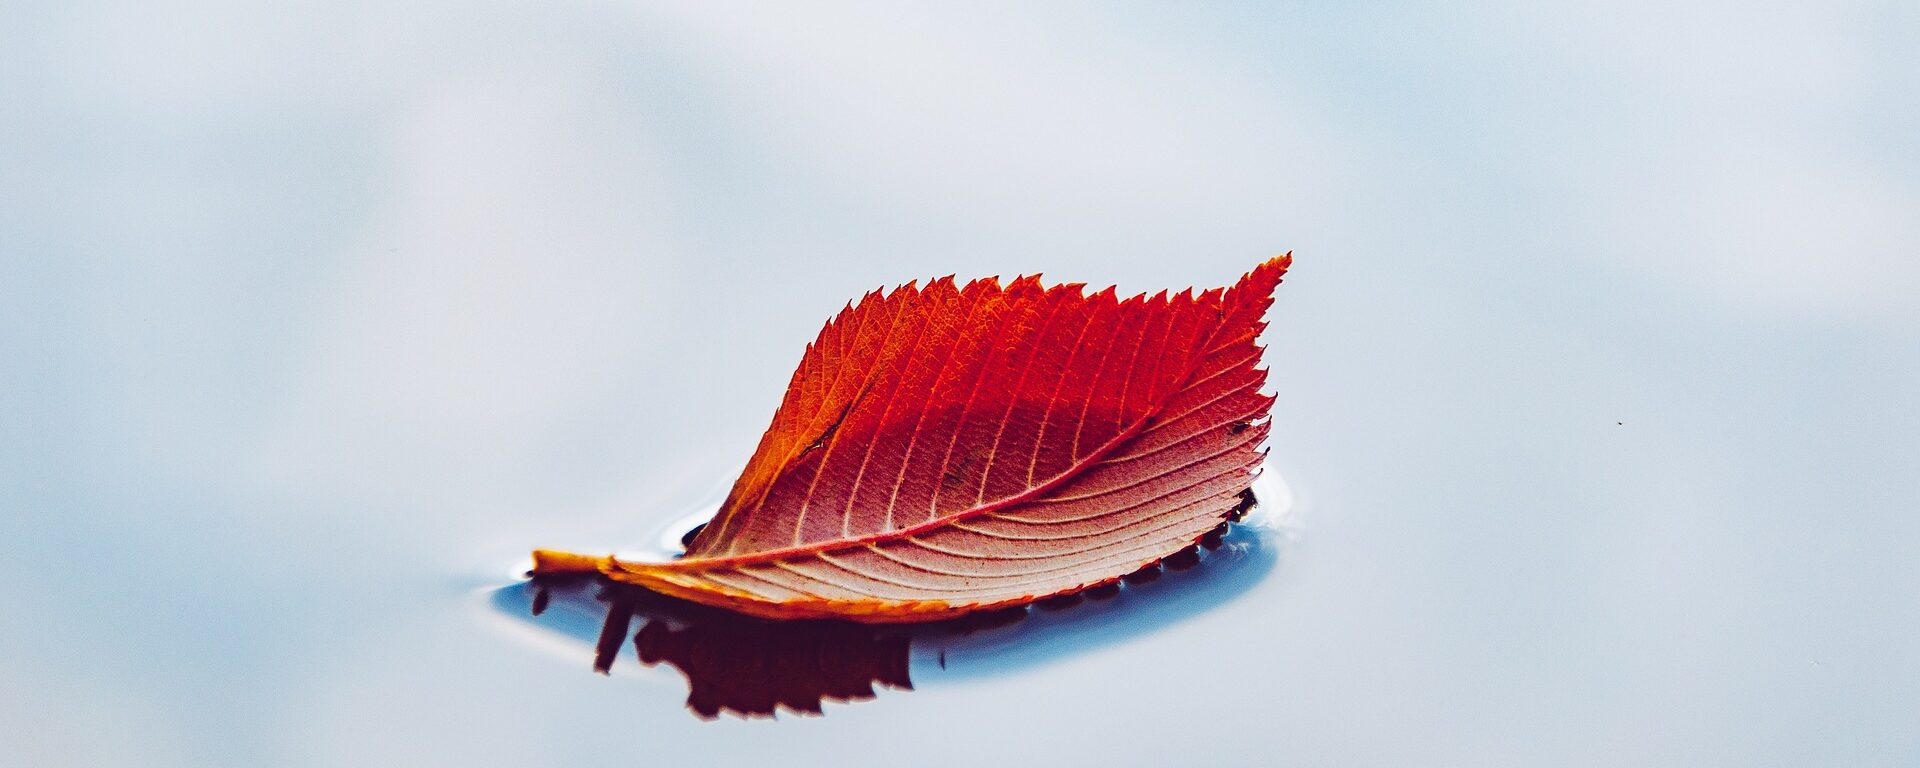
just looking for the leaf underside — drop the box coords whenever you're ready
[534,254,1290,622]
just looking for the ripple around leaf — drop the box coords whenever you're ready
[491,490,1281,720]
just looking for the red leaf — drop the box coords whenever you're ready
[533,254,1289,622]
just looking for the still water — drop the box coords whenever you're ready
[5,2,1917,767]
[489,473,1288,719]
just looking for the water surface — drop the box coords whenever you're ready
[4,3,1917,766]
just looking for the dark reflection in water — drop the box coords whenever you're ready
[526,575,926,717]
[494,491,1280,719]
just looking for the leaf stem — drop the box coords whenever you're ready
[530,549,611,575]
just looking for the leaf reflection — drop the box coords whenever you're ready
[523,574,1025,719]
[501,490,1277,720]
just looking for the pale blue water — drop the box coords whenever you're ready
[4,2,1918,766]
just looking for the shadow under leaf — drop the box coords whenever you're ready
[493,491,1281,719]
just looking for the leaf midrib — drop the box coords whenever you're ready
[651,305,1236,574]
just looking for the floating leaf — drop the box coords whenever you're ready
[534,254,1289,621]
